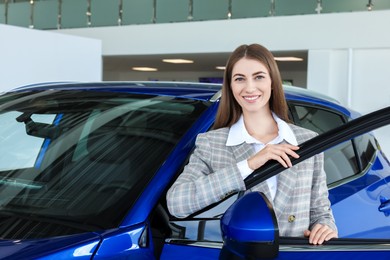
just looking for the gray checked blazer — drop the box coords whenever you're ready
[166,123,337,237]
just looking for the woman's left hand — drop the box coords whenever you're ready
[304,224,338,245]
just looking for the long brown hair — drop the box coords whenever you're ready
[213,43,290,129]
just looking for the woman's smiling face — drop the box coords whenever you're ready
[231,57,272,115]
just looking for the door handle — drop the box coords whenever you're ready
[379,196,390,216]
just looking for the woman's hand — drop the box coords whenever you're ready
[304,224,338,245]
[247,143,300,170]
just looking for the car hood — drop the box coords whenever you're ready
[0,232,101,259]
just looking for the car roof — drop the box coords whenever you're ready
[10,81,222,101]
[9,81,351,116]
[282,85,353,117]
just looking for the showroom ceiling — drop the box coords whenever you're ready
[103,50,308,73]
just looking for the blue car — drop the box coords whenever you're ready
[0,81,389,259]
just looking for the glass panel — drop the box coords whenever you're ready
[122,0,153,25]
[0,90,209,239]
[292,104,359,184]
[354,134,377,170]
[373,0,390,10]
[0,4,5,24]
[156,0,188,23]
[61,0,87,29]
[0,112,56,170]
[322,0,368,13]
[2,0,390,29]
[232,0,269,19]
[294,105,344,134]
[275,0,317,16]
[3,0,390,29]
[91,0,118,27]
[170,219,222,241]
[324,141,358,184]
[7,2,30,28]
[193,0,228,21]
[34,0,57,30]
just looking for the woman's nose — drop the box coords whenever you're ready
[245,79,256,92]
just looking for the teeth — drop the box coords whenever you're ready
[244,96,258,100]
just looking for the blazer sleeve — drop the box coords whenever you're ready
[166,131,246,218]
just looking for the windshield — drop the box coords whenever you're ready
[0,90,209,239]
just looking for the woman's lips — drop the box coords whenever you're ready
[243,95,260,101]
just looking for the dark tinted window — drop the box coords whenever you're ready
[323,142,359,184]
[293,105,344,133]
[354,134,377,170]
[290,104,358,185]
[0,90,209,238]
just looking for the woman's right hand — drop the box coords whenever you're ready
[247,143,300,170]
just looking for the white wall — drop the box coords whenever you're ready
[352,49,390,156]
[57,10,390,156]
[352,49,390,113]
[0,24,102,92]
[307,48,390,157]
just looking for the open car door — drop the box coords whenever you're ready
[161,106,390,260]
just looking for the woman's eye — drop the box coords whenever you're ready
[255,75,265,80]
[234,77,244,82]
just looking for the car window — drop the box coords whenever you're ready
[323,141,358,184]
[0,112,56,170]
[292,104,344,133]
[0,90,210,238]
[289,103,361,185]
[354,133,377,171]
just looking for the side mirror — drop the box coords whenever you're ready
[220,192,279,259]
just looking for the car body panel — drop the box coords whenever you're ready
[93,224,156,259]
[0,233,100,259]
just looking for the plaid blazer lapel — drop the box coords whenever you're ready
[230,142,254,162]
[230,142,273,200]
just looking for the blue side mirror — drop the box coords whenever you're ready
[220,192,279,259]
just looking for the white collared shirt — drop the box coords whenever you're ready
[226,113,298,200]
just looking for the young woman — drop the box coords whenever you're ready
[166,44,337,245]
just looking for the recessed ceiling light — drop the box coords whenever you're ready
[162,59,194,64]
[274,57,303,61]
[132,67,158,71]
[216,66,226,70]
